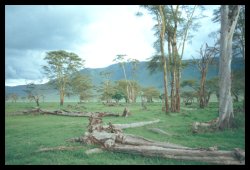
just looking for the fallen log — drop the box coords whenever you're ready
[147,128,172,136]
[119,134,191,150]
[103,119,160,129]
[108,144,244,165]
[22,108,120,117]
[36,146,85,152]
[68,115,245,165]
[66,136,86,143]
[85,148,103,155]
[23,108,41,114]
[233,148,245,161]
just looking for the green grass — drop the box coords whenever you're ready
[5,101,245,165]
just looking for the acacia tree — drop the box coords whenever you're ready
[193,43,217,108]
[24,83,43,107]
[10,93,18,103]
[142,5,169,113]
[142,86,161,103]
[5,93,10,102]
[218,5,240,129]
[181,91,196,105]
[205,77,219,104]
[99,82,115,103]
[128,58,140,102]
[168,5,202,112]
[181,78,219,106]
[113,54,133,103]
[43,50,83,106]
[99,71,115,103]
[114,80,140,103]
[142,5,202,113]
[71,74,93,103]
[231,70,244,102]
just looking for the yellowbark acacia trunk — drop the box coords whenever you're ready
[159,5,169,113]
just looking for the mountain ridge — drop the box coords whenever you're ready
[5,57,244,101]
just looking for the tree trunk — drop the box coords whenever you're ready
[175,68,181,112]
[23,109,120,117]
[170,70,176,112]
[60,90,64,106]
[121,107,130,117]
[218,5,240,129]
[172,21,180,113]
[205,92,211,107]
[80,115,244,165]
[199,71,206,108]
[168,36,176,113]
[159,5,169,113]
[108,144,244,165]
[122,64,131,103]
[35,98,39,107]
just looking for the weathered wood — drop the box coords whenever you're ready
[233,148,245,161]
[23,108,41,114]
[103,119,160,129]
[108,144,244,165]
[75,114,245,165]
[85,148,103,155]
[36,146,85,152]
[22,108,120,117]
[118,134,191,150]
[66,137,86,143]
[147,128,172,136]
[192,118,219,133]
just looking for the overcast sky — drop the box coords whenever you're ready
[5,5,220,86]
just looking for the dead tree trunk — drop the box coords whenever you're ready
[104,119,160,130]
[22,109,120,117]
[109,144,244,165]
[69,115,244,165]
[147,128,172,136]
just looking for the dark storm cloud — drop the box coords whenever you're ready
[5,48,46,80]
[5,5,92,83]
[5,5,90,50]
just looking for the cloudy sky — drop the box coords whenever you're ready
[5,5,220,86]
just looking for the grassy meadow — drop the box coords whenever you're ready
[5,101,245,165]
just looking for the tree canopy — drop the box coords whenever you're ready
[43,50,84,106]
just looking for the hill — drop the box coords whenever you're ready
[5,57,244,101]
